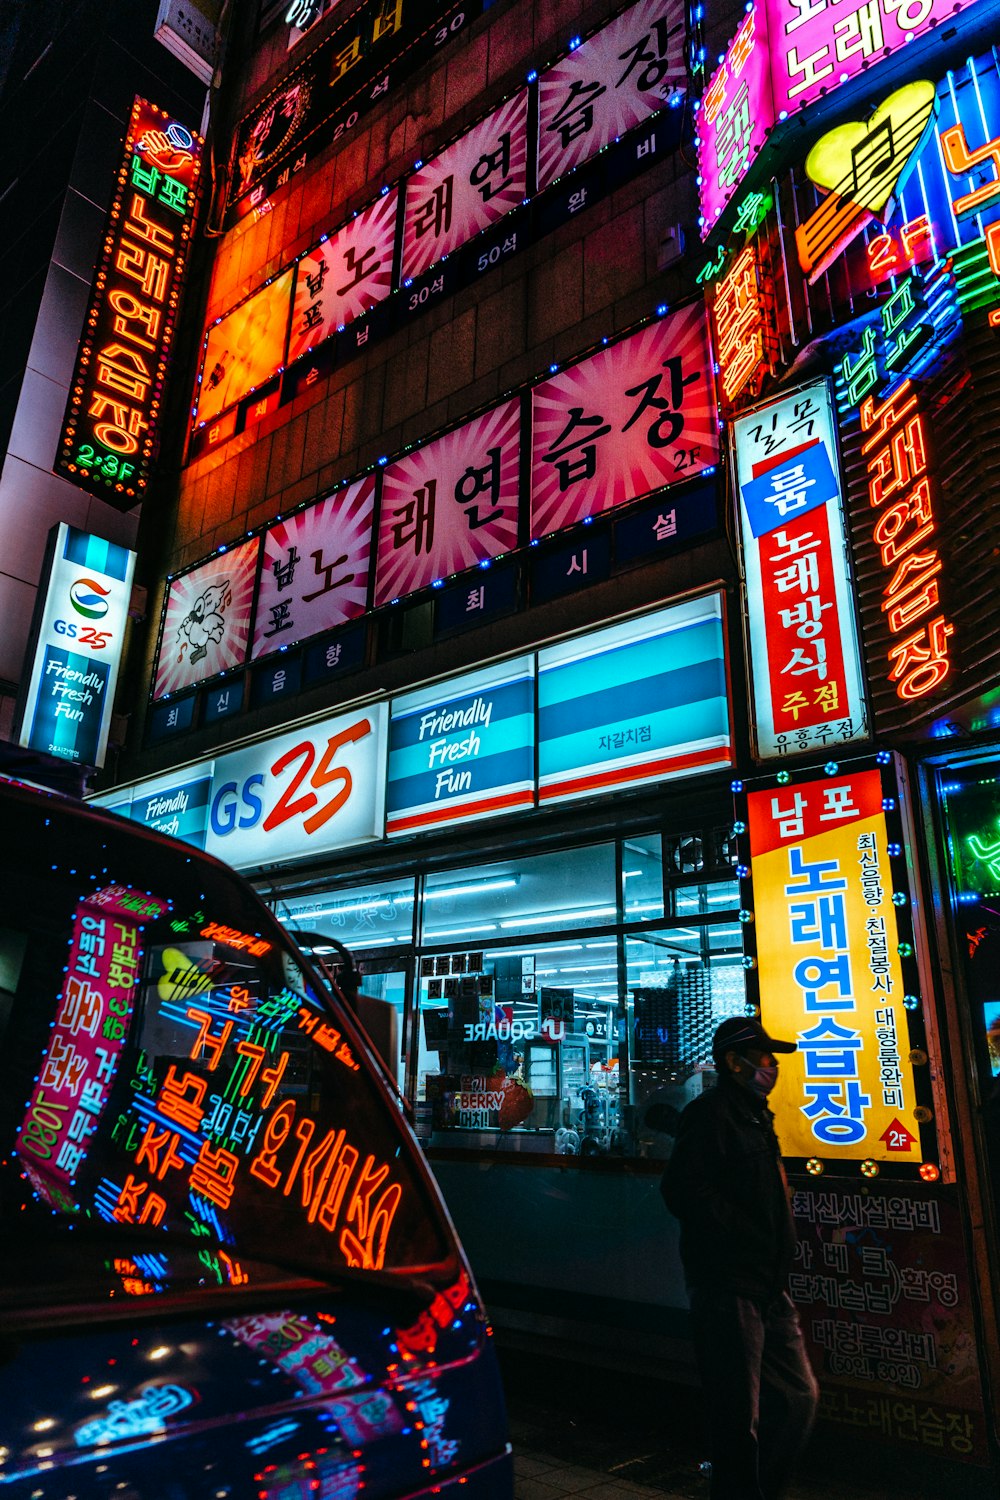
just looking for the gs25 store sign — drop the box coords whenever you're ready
[204,705,388,867]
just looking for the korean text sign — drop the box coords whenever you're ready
[55,98,203,504]
[530,306,718,538]
[697,6,775,234]
[154,539,260,698]
[375,400,520,606]
[537,0,686,192]
[537,592,733,803]
[18,525,135,769]
[747,768,921,1163]
[290,191,398,360]
[401,92,529,282]
[734,382,868,758]
[252,477,375,660]
[387,656,535,835]
[16,885,170,1209]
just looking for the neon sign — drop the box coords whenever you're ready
[55,98,203,505]
[696,5,775,233]
[711,245,767,407]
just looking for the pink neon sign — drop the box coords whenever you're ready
[697,5,775,234]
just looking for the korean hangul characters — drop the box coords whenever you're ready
[372,0,404,42]
[390,485,435,554]
[568,188,588,214]
[781,638,828,681]
[137,1121,187,1180]
[882,549,942,633]
[186,1008,235,1070]
[841,325,879,406]
[470,131,512,203]
[768,528,820,596]
[77,913,107,975]
[548,79,607,149]
[455,447,504,529]
[794,953,855,1012]
[116,229,171,304]
[783,0,829,31]
[872,476,933,569]
[941,120,1000,218]
[767,462,817,520]
[786,846,848,894]
[771,790,807,838]
[715,81,752,191]
[58,976,102,1037]
[790,889,848,948]
[40,1034,87,1096]
[801,1078,871,1143]
[298,1006,319,1034]
[113,1173,166,1226]
[888,614,954,699]
[412,177,454,242]
[107,921,140,992]
[339,1157,401,1270]
[94,1044,117,1084]
[834,0,883,62]
[799,1017,863,1078]
[55,1138,87,1178]
[158,1065,208,1133]
[616,14,678,91]
[331,33,363,84]
[881,278,930,373]
[653,509,677,540]
[779,597,831,640]
[860,381,925,504]
[227,1107,264,1156]
[836,1277,868,1313]
[783,41,835,100]
[883,0,935,31]
[543,408,611,489]
[820,785,859,821]
[190,1140,240,1208]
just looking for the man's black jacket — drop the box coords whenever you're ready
[660,1075,796,1303]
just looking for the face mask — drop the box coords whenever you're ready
[739,1056,778,1098]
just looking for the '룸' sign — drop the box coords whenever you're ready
[55,97,203,506]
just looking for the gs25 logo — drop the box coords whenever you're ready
[54,619,113,649]
[210,719,373,838]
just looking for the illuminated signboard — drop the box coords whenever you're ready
[17,525,136,768]
[710,244,767,408]
[537,592,732,804]
[743,762,928,1167]
[796,81,937,284]
[386,656,535,835]
[400,91,529,282]
[195,271,294,427]
[765,0,972,120]
[153,539,260,699]
[288,192,398,362]
[375,401,520,607]
[55,97,203,504]
[733,381,868,759]
[529,305,718,539]
[16,884,170,1211]
[833,267,955,704]
[251,477,375,660]
[536,0,686,193]
[696,5,774,234]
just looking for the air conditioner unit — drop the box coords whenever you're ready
[154,0,219,84]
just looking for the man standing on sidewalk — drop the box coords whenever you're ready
[660,1016,819,1500]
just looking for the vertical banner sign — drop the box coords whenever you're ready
[386,657,536,834]
[747,767,922,1164]
[18,525,136,769]
[764,0,971,119]
[734,381,868,758]
[55,98,203,505]
[536,0,687,193]
[711,245,767,409]
[375,400,520,606]
[16,885,170,1211]
[195,271,294,427]
[529,305,718,539]
[697,6,774,234]
[251,477,375,659]
[289,191,398,361]
[401,92,529,282]
[153,538,260,698]
[537,592,733,804]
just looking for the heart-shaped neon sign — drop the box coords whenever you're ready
[805,81,938,215]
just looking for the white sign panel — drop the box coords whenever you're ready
[733,381,868,760]
[18,525,135,769]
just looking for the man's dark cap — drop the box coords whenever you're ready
[712,1015,796,1064]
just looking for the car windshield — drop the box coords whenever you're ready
[0,780,454,1289]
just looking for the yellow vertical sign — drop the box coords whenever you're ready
[748,768,921,1163]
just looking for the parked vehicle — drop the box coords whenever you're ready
[0,772,512,1499]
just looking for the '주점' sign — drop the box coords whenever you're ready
[747,767,921,1164]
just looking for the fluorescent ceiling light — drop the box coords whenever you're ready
[425,923,498,938]
[424,878,519,900]
[500,905,616,928]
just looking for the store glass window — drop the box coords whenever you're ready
[622,834,664,921]
[279,877,416,951]
[420,844,617,944]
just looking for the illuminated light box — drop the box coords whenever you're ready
[733,380,868,759]
[401,91,529,282]
[375,401,520,608]
[529,305,718,539]
[195,269,294,428]
[697,5,775,235]
[746,765,923,1165]
[386,656,535,836]
[251,476,375,660]
[537,0,687,193]
[289,191,398,362]
[537,592,733,804]
[153,538,260,699]
[54,98,203,504]
[17,525,135,769]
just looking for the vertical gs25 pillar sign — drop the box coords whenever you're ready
[730,756,993,1465]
